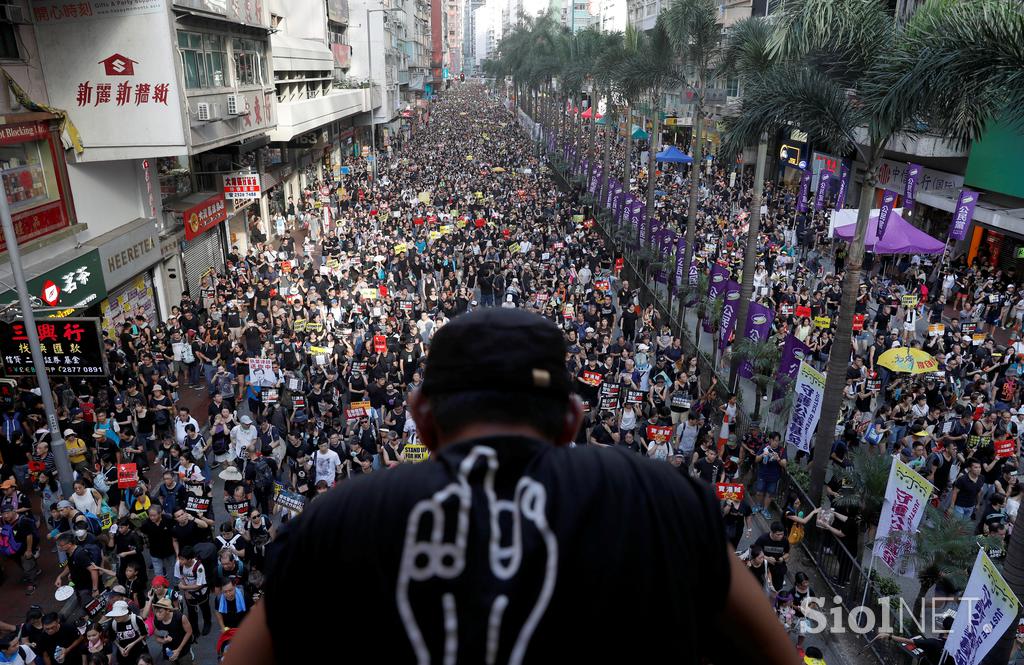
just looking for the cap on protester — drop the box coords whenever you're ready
[57,500,73,510]
[152,576,171,587]
[420,308,571,398]
[105,600,131,618]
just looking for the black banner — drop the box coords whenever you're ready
[0,318,107,377]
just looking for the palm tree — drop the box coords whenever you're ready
[618,18,684,221]
[724,0,1023,505]
[592,31,626,209]
[662,0,721,285]
[620,25,640,196]
[908,507,982,618]
[833,449,890,528]
[719,16,776,391]
[727,337,780,421]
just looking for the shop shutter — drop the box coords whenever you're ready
[181,230,224,298]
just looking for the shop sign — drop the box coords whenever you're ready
[97,222,160,286]
[875,159,963,196]
[183,194,227,240]
[0,317,107,377]
[0,122,71,253]
[0,249,107,315]
[223,173,261,200]
[780,143,806,169]
[29,0,164,21]
[173,0,270,27]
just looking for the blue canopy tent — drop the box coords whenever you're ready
[655,145,692,164]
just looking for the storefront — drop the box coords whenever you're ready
[88,218,162,338]
[872,159,964,238]
[227,197,260,253]
[165,193,227,299]
[0,249,107,319]
[0,119,76,250]
[776,127,809,188]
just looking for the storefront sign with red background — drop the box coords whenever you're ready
[183,194,227,241]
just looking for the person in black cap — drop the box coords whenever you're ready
[225,308,797,665]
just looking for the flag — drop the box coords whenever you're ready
[797,170,812,212]
[785,361,826,453]
[877,189,898,239]
[904,163,922,210]
[674,236,686,288]
[949,189,978,241]
[835,161,850,211]
[703,264,729,333]
[943,549,1020,665]
[814,172,832,210]
[873,459,932,577]
[774,334,812,402]
[739,302,775,379]
[718,280,741,352]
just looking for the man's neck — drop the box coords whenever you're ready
[436,424,553,450]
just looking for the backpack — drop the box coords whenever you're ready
[253,457,274,492]
[0,522,23,556]
[76,510,103,536]
[83,542,103,566]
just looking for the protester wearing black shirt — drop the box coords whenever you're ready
[226,308,794,665]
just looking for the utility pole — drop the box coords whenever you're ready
[0,186,74,497]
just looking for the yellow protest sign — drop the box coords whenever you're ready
[440,224,452,235]
[509,242,521,254]
[474,191,483,199]
[394,242,407,254]
[310,346,329,355]
[813,316,832,329]
[928,323,945,336]
[360,287,379,300]
[465,154,473,161]
[902,294,919,308]
[293,319,307,332]
[456,219,467,228]
[404,443,430,463]
[417,191,431,205]
[429,231,442,241]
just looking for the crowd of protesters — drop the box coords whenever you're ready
[0,80,1020,663]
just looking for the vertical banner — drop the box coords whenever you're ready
[873,459,933,577]
[785,361,826,453]
[773,334,812,402]
[904,163,922,210]
[796,170,812,212]
[814,172,832,210]
[675,236,686,288]
[656,230,675,284]
[718,280,742,351]
[834,161,850,211]
[630,200,643,246]
[949,189,979,241]
[877,189,898,239]
[704,264,729,333]
[943,549,1020,665]
[739,302,775,378]
[638,210,649,248]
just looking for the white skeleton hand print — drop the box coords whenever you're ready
[396,446,558,665]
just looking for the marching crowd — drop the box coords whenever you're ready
[0,80,1020,665]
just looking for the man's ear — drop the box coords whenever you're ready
[409,389,439,451]
[556,395,585,447]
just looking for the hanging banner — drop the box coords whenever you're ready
[943,550,1020,665]
[773,334,812,402]
[796,170,811,212]
[873,458,933,576]
[703,264,729,333]
[630,201,643,245]
[739,302,775,378]
[718,280,741,352]
[674,236,686,287]
[834,161,850,211]
[877,189,898,239]
[814,172,831,210]
[785,360,826,453]
[949,188,979,241]
[904,163,922,210]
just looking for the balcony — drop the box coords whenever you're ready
[398,70,411,86]
[269,88,372,141]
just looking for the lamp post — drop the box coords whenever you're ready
[366,6,390,190]
[0,185,74,497]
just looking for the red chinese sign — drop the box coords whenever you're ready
[117,463,138,488]
[995,439,1016,459]
[373,335,387,353]
[580,370,603,387]
[853,314,865,331]
[74,80,170,107]
[223,174,262,200]
[183,194,227,241]
[646,425,673,444]
[795,306,812,319]
[715,483,745,502]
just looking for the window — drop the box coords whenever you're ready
[726,77,739,97]
[0,23,19,60]
[1,139,59,214]
[178,31,229,89]
[233,38,266,86]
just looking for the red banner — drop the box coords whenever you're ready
[373,335,387,353]
[995,439,1016,458]
[795,306,811,319]
[183,193,227,241]
[715,483,745,502]
[580,370,603,387]
[117,463,138,489]
[594,279,610,292]
[614,258,624,273]
[646,425,673,444]
[852,314,865,331]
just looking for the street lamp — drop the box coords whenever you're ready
[366,5,391,190]
[0,184,74,497]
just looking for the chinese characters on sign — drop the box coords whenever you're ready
[0,318,107,377]
[223,173,262,200]
[183,194,227,241]
[31,0,166,22]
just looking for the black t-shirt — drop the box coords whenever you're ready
[263,435,730,664]
[67,544,95,589]
[953,473,984,508]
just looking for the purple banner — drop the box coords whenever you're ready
[718,280,742,351]
[739,302,775,379]
[814,172,831,210]
[630,201,643,246]
[605,176,616,209]
[949,189,978,241]
[655,231,674,284]
[835,162,850,211]
[703,264,729,333]
[619,192,632,224]
[797,170,811,212]
[613,185,624,222]
[675,236,686,287]
[904,163,922,210]
[877,189,898,239]
[773,334,812,401]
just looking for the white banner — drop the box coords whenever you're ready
[943,550,1019,665]
[785,361,826,453]
[872,458,933,577]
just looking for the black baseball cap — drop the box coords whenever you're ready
[421,308,571,398]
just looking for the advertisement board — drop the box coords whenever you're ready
[0,318,107,377]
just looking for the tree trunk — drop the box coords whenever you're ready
[729,135,768,391]
[623,103,633,189]
[809,161,879,504]
[588,89,598,196]
[985,515,1024,663]
[601,86,613,213]
[683,97,703,297]
[645,94,661,214]
[753,385,763,421]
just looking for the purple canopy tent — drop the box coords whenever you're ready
[832,211,945,254]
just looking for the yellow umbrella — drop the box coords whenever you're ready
[491,167,506,173]
[877,347,939,374]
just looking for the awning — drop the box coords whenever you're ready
[832,210,946,254]
[631,125,648,140]
[655,145,692,164]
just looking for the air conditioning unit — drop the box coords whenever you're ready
[225,94,248,115]
[0,4,28,23]
[196,102,211,121]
